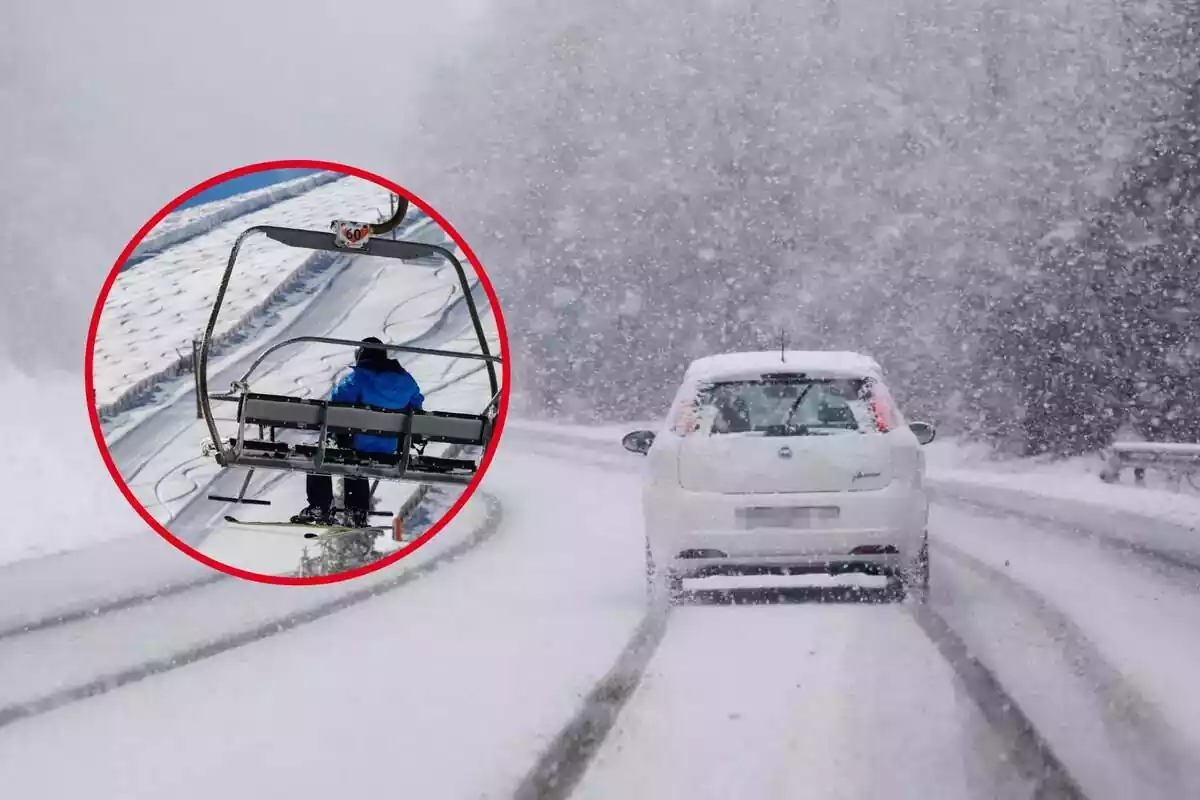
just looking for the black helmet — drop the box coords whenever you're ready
[355,336,385,363]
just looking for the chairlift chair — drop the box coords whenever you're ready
[196,195,502,509]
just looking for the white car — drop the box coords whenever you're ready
[622,350,935,604]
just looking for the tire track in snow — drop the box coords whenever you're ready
[487,427,1087,799]
[909,602,1087,800]
[512,608,670,800]
[932,540,1200,799]
[0,493,503,731]
[0,573,226,644]
[514,585,1088,800]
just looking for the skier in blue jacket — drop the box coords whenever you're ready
[292,337,425,527]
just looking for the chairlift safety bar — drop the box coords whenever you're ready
[235,335,500,391]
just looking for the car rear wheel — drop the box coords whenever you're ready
[645,539,682,607]
[901,536,930,603]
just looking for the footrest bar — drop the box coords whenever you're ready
[209,495,272,506]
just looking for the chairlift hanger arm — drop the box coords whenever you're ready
[370,195,408,236]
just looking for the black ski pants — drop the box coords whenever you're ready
[306,475,371,511]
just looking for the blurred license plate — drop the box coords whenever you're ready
[737,506,840,528]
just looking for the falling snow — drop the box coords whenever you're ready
[392,0,1200,451]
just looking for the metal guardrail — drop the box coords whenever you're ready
[1099,441,1200,490]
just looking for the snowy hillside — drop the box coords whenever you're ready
[127,170,341,266]
[92,174,399,414]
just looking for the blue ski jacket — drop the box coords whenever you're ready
[330,355,424,454]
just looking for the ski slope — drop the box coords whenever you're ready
[120,263,495,575]
[128,171,340,265]
[92,172,401,412]
[3,426,1200,799]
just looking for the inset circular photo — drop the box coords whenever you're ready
[86,160,508,584]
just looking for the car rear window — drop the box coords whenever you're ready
[683,376,883,436]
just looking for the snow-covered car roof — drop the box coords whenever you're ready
[683,350,884,383]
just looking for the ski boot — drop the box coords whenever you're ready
[290,504,335,526]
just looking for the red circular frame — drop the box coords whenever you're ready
[84,159,510,586]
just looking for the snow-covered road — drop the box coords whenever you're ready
[3,426,1199,799]
[929,501,1200,800]
[574,603,1024,800]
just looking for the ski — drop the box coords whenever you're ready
[302,526,390,541]
[222,516,389,539]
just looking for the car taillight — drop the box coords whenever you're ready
[671,401,699,436]
[869,400,891,433]
[863,378,899,433]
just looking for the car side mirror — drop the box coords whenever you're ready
[622,430,656,455]
[909,421,936,445]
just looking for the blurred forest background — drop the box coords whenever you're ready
[402,0,1198,456]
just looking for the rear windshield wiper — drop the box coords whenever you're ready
[782,384,815,428]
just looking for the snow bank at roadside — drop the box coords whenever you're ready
[927,439,1200,571]
[0,370,144,566]
[926,439,1200,533]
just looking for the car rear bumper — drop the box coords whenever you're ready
[645,483,927,575]
[664,528,908,577]
[673,552,904,579]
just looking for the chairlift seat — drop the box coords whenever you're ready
[232,438,478,473]
[239,392,491,445]
[223,392,492,485]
